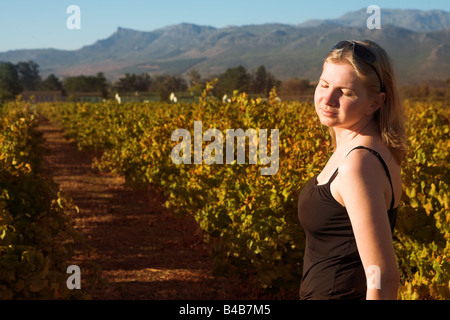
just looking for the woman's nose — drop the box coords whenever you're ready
[322,89,339,107]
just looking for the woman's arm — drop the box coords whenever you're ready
[334,149,400,300]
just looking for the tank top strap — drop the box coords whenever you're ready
[345,146,395,210]
[327,167,339,184]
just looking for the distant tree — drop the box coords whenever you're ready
[266,72,280,95]
[250,65,280,96]
[95,72,108,98]
[115,73,152,94]
[278,78,313,100]
[64,75,89,92]
[187,68,202,87]
[63,73,108,98]
[115,74,133,93]
[214,65,250,98]
[0,62,22,100]
[251,65,268,94]
[153,76,171,102]
[187,68,205,95]
[16,61,41,91]
[168,75,188,92]
[150,75,188,102]
[40,74,63,92]
[134,73,151,92]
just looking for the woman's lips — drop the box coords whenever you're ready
[320,108,338,117]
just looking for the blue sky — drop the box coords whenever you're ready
[0,0,449,52]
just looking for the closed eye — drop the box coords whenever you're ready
[342,89,355,96]
[318,79,329,88]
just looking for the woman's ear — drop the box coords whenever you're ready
[367,92,386,115]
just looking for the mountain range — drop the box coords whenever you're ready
[1,8,450,84]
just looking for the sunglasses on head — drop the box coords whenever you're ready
[331,40,385,93]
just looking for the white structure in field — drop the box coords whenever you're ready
[170,92,177,103]
[115,93,121,104]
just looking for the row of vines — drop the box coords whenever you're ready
[3,82,448,299]
[0,100,87,299]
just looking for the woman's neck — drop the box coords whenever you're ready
[333,119,379,151]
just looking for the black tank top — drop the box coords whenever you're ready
[297,146,397,300]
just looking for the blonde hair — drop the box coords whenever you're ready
[324,40,407,164]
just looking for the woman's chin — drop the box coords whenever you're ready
[317,115,336,127]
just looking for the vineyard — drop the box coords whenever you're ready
[1,84,449,300]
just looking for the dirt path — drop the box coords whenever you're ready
[36,116,258,300]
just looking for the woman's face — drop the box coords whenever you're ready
[314,61,380,130]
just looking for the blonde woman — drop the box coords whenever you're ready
[297,40,407,300]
